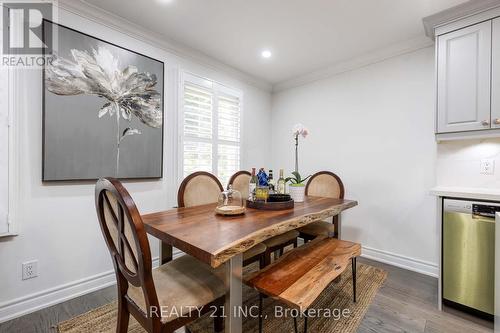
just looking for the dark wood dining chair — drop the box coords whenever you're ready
[95,177,226,333]
[228,170,299,266]
[180,171,267,269]
[298,171,345,242]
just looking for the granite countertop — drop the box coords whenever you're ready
[430,186,500,202]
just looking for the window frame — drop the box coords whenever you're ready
[0,64,20,237]
[178,71,244,187]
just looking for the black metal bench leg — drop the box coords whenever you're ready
[259,294,263,333]
[303,315,308,333]
[293,317,298,333]
[352,257,357,303]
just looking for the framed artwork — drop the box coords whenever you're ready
[42,20,164,181]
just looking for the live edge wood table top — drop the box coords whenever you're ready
[142,196,358,268]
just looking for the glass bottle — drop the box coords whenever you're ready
[268,169,275,193]
[255,168,269,201]
[277,169,286,194]
[249,168,257,200]
[257,168,268,186]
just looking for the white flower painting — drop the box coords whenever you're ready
[43,21,164,181]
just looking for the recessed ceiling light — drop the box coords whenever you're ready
[261,50,272,59]
[157,0,175,4]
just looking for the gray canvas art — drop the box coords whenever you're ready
[43,21,164,181]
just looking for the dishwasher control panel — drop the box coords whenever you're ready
[444,199,472,214]
[444,199,500,217]
[472,204,500,218]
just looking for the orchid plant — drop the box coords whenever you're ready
[286,123,311,186]
[45,46,162,176]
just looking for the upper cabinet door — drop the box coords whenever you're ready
[437,21,492,133]
[491,18,500,129]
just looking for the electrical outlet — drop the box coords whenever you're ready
[22,260,38,280]
[480,159,495,175]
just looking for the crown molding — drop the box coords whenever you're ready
[56,0,272,92]
[272,35,434,93]
[422,0,500,39]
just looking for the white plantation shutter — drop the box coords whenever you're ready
[217,144,240,185]
[183,84,212,139]
[218,94,240,142]
[181,73,242,186]
[183,141,212,175]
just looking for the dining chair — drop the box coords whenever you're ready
[228,170,299,266]
[298,171,345,242]
[177,171,224,208]
[227,170,251,199]
[95,177,226,333]
[180,171,267,269]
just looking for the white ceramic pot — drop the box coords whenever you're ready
[289,184,305,203]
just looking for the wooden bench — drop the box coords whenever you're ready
[245,237,362,333]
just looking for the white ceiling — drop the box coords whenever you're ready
[84,0,468,85]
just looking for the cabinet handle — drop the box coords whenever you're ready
[482,120,490,126]
[494,118,500,125]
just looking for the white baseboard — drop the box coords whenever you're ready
[361,246,438,278]
[0,257,160,324]
[172,248,184,259]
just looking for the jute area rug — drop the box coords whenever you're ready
[58,263,386,333]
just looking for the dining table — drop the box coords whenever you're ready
[142,195,358,333]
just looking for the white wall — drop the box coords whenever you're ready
[0,7,271,321]
[271,47,439,274]
[437,138,500,188]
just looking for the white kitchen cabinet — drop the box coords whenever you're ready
[437,21,492,134]
[491,18,500,129]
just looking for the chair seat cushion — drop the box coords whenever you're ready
[128,255,225,323]
[263,230,299,248]
[298,221,335,237]
[243,243,267,261]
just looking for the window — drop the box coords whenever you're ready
[180,73,242,186]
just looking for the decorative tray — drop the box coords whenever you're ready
[246,195,294,210]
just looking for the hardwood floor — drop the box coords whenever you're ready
[357,258,493,333]
[0,285,117,333]
[0,258,493,333]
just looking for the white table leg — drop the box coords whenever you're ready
[224,253,243,333]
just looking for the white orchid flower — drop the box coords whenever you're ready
[292,123,309,138]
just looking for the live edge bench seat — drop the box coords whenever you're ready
[245,237,362,312]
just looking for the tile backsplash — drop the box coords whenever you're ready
[437,138,500,188]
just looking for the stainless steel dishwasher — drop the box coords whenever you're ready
[443,199,496,317]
